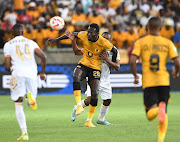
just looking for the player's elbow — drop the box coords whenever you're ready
[41,54,46,62]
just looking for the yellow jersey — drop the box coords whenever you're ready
[77,31,113,70]
[132,35,178,89]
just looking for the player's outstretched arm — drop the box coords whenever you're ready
[66,31,83,55]
[46,32,79,45]
[99,51,120,71]
[4,56,11,72]
[34,48,46,80]
[172,57,180,78]
[130,54,139,84]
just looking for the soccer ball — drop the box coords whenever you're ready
[50,16,65,30]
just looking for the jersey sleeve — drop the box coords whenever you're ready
[116,50,120,62]
[132,40,141,56]
[168,41,178,59]
[103,39,113,51]
[77,31,86,40]
[3,43,11,57]
[32,41,40,50]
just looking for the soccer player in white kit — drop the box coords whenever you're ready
[4,24,46,141]
[69,32,120,125]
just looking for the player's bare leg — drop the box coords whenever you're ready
[73,68,84,115]
[85,79,99,127]
[15,97,29,141]
[97,99,112,125]
[158,102,167,142]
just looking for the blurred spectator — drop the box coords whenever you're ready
[140,12,151,27]
[152,0,163,12]
[81,0,93,14]
[24,25,36,40]
[131,3,144,24]
[127,0,137,12]
[169,0,180,16]
[27,2,40,27]
[13,0,24,15]
[57,3,69,19]
[149,3,159,17]
[109,0,122,10]
[2,19,13,31]
[125,26,139,48]
[72,6,87,24]
[34,25,46,49]
[112,26,127,48]
[42,4,56,18]
[139,26,147,38]
[18,9,32,24]
[160,18,175,40]
[88,8,105,27]
[140,0,150,13]
[100,3,116,18]
[173,24,180,48]
[3,26,13,42]
[115,8,128,29]
[0,21,5,48]
[37,0,47,14]
[3,7,18,25]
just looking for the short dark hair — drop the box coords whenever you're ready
[89,23,99,33]
[148,17,161,30]
[13,23,23,31]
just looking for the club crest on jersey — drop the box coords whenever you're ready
[87,51,93,58]
[95,48,99,53]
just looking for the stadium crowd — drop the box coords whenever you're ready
[0,0,180,51]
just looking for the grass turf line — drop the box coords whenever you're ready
[0,93,180,142]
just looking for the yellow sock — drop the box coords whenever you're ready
[74,90,81,104]
[147,107,158,121]
[87,104,97,120]
[158,114,168,142]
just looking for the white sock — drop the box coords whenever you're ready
[86,118,92,121]
[98,104,109,121]
[15,103,28,135]
[81,99,87,108]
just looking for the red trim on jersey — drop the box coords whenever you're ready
[116,59,120,61]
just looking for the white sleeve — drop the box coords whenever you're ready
[3,43,11,57]
[32,41,40,50]
[116,51,120,61]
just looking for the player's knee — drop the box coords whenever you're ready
[15,97,23,102]
[73,82,81,90]
[91,89,99,99]
[90,98,98,106]
[73,73,81,82]
[103,99,111,106]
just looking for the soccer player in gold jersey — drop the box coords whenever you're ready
[130,17,180,142]
[47,23,118,127]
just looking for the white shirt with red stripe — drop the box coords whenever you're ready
[3,36,39,80]
[100,47,120,86]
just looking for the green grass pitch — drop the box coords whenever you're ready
[0,93,180,142]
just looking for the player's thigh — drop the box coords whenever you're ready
[10,76,26,101]
[74,64,87,81]
[99,84,112,100]
[25,78,37,99]
[158,86,170,106]
[143,87,159,109]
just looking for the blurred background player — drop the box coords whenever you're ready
[47,23,118,127]
[130,17,180,142]
[70,32,120,125]
[3,23,46,141]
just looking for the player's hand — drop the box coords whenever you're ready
[99,52,108,61]
[40,73,46,80]
[172,67,179,78]
[66,30,75,40]
[134,75,139,84]
[46,38,57,45]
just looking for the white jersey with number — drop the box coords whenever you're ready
[100,49,120,86]
[3,36,39,80]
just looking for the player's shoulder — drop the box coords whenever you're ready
[158,36,172,43]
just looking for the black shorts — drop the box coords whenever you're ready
[76,64,101,82]
[143,86,170,112]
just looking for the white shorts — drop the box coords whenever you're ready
[10,76,37,101]
[85,83,112,100]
